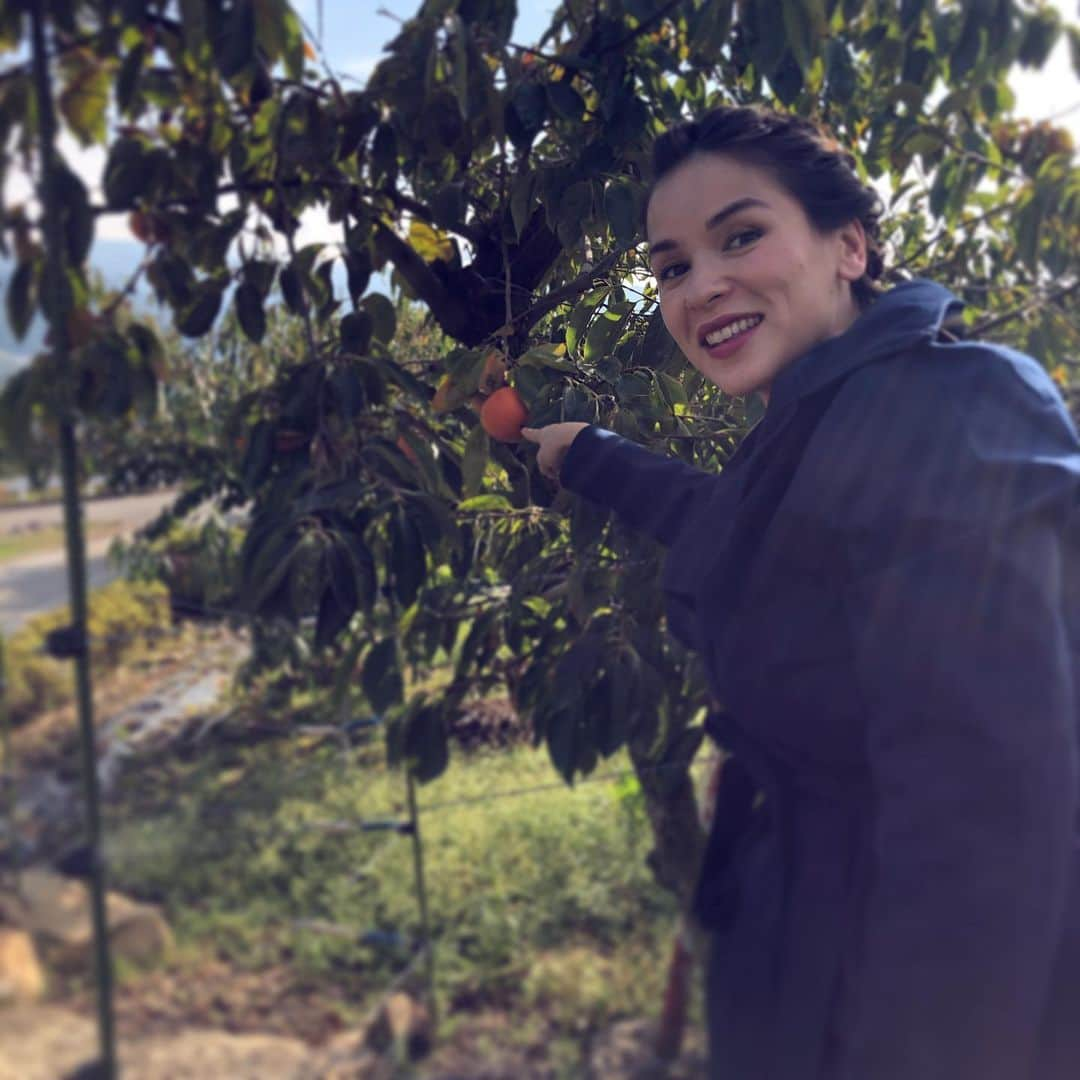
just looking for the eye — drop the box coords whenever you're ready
[726,227,763,251]
[656,261,688,283]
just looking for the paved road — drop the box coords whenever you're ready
[0,490,178,636]
[0,489,178,535]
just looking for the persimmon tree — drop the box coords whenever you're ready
[2,0,1078,901]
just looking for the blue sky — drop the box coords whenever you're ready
[1,0,1078,382]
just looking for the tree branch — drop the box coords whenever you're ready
[519,248,626,333]
[969,279,1079,338]
[373,222,471,340]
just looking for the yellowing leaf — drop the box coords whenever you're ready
[1050,364,1069,390]
[408,220,455,263]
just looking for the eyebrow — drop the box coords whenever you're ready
[647,196,770,258]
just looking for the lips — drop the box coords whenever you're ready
[698,313,764,347]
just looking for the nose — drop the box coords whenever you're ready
[684,255,734,314]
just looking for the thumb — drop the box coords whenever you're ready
[520,427,539,442]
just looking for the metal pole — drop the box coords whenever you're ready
[0,634,14,890]
[28,10,116,1077]
[405,770,437,1026]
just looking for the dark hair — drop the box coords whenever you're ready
[645,105,886,309]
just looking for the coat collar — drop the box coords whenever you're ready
[763,278,964,415]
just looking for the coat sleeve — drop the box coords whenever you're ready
[820,350,1080,1080]
[559,424,721,547]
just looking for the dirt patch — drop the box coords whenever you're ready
[448,698,530,752]
[64,958,354,1047]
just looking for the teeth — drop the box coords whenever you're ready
[704,315,762,346]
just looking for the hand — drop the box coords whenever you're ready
[520,422,590,482]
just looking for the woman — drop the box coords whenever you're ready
[522,106,1080,1079]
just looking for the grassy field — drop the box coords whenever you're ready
[96,716,706,1072]
[0,521,122,564]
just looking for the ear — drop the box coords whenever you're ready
[836,218,868,283]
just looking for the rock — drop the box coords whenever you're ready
[364,990,433,1061]
[0,1006,312,1080]
[0,1004,96,1080]
[0,928,45,1004]
[302,1032,391,1080]
[125,1028,309,1079]
[0,867,173,972]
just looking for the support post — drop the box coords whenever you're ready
[28,9,116,1077]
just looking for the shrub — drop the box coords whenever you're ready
[112,515,243,618]
[2,579,172,726]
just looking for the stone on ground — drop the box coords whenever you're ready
[0,928,46,1004]
[0,867,173,972]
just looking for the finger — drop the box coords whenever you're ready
[520,427,540,444]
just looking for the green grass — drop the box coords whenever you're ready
[103,732,684,1037]
[0,521,121,564]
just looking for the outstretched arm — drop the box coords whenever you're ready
[523,423,723,548]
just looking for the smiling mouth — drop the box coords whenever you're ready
[702,315,764,347]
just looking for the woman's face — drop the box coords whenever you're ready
[646,153,867,402]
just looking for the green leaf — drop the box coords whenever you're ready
[315,540,358,649]
[345,250,372,305]
[510,172,536,239]
[244,259,277,297]
[280,262,306,314]
[77,336,133,417]
[216,0,257,78]
[391,508,425,606]
[603,181,639,247]
[458,493,512,512]
[949,12,984,79]
[363,638,404,712]
[461,422,489,498]
[281,3,306,79]
[58,56,111,146]
[825,39,857,103]
[1017,9,1060,69]
[103,137,150,209]
[116,44,146,114]
[510,81,547,136]
[235,282,265,344]
[242,420,275,491]
[371,122,398,183]
[1069,26,1080,80]
[448,13,470,118]
[546,704,582,784]
[780,0,825,72]
[341,310,373,354]
[6,260,36,341]
[177,281,224,337]
[179,0,209,52]
[361,292,396,344]
[517,343,577,372]
[55,167,94,266]
[546,80,585,121]
[557,181,592,247]
[431,182,467,230]
[404,704,449,782]
[770,50,804,105]
[655,371,688,408]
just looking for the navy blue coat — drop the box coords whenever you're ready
[560,280,1080,1079]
